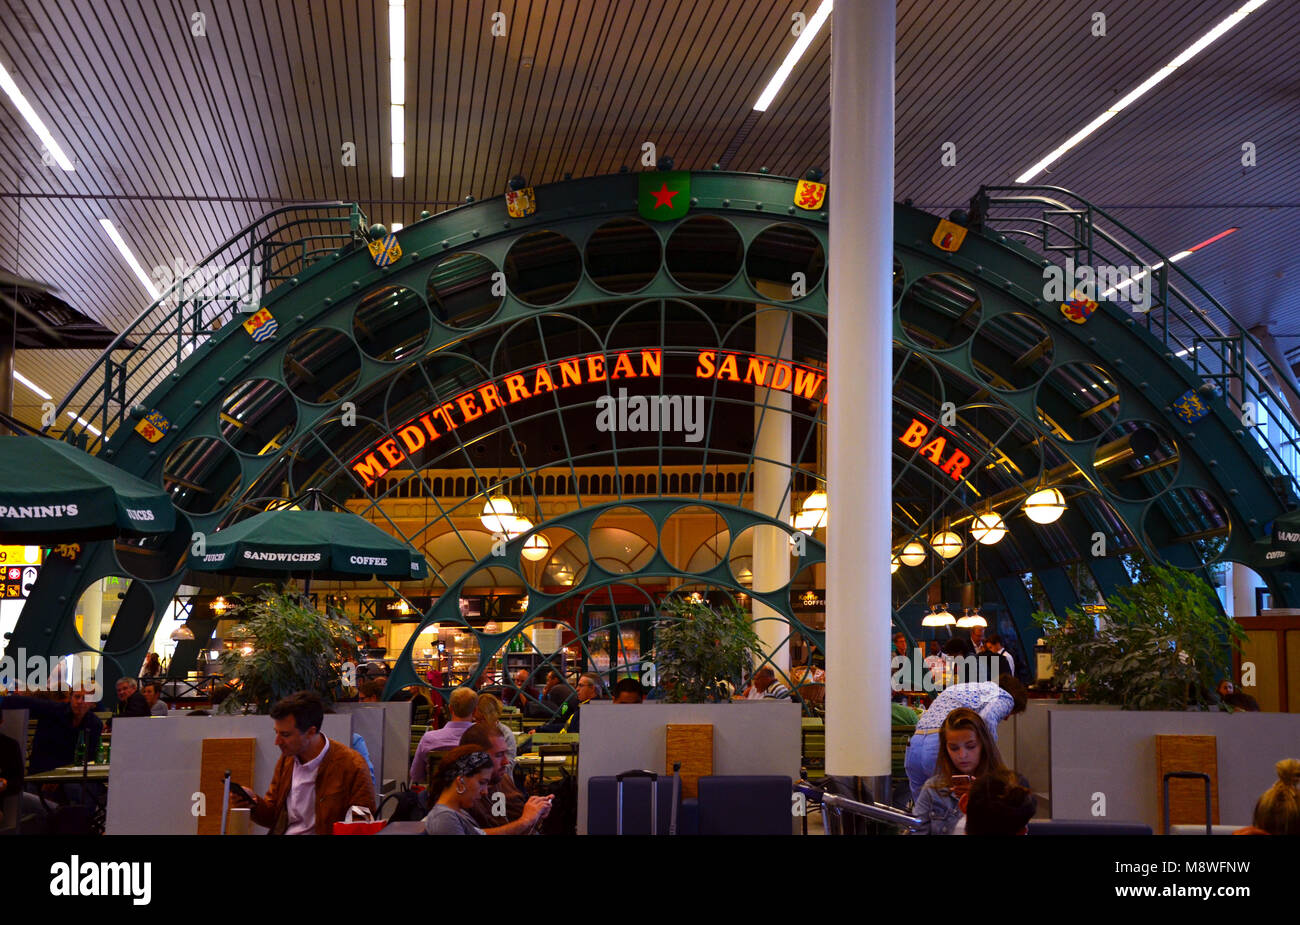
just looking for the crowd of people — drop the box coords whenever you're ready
[2,645,1297,837]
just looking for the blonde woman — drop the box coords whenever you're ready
[1235,759,1300,835]
[474,693,517,771]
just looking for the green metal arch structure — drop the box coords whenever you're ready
[9,171,1300,705]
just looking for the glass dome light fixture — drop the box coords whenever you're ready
[1024,487,1066,525]
[505,514,532,540]
[955,608,986,628]
[900,541,926,567]
[479,492,515,532]
[922,605,956,627]
[930,531,963,559]
[521,531,550,561]
[970,512,1007,545]
[794,490,828,534]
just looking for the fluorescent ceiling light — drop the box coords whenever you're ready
[1101,228,1237,297]
[14,370,52,400]
[390,0,405,178]
[67,412,101,437]
[0,60,75,170]
[98,219,160,300]
[1016,0,1270,183]
[753,0,832,111]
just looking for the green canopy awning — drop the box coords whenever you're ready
[189,508,426,580]
[0,436,176,542]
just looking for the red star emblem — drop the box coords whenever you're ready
[650,182,679,210]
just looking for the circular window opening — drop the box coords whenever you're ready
[504,230,583,306]
[899,273,982,350]
[219,378,299,455]
[584,218,662,294]
[1035,362,1121,442]
[745,223,826,301]
[283,327,362,404]
[428,253,504,329]
[353,286,432,362]
[971,313,1054,392]
[665,216,744,292]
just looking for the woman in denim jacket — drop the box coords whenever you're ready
[909,708,1010,835]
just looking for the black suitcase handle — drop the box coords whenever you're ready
[616,769,658,782]
[1162,771,1212,835]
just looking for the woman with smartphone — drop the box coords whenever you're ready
[910,708,1008,835]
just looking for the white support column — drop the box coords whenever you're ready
[825,0,894,779]
[753,305,792,673]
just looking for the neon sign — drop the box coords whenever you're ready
[348,349,829,488]
[898,418,971,482]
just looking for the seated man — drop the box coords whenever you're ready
[114,678,150,718]
[612,678,645,704]
[0,687,101,773]
[458,723,548,833]
[741,667,790,700]
[410,687,478,784]
[537,672,601,732]
[0,709,24,828]
[232,690,374,835]
[140,681,169,716]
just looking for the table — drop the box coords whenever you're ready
[27,764,111,783]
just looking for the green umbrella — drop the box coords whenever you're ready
[0,435,176,542]
[189,508,426,581]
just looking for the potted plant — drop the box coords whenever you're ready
[651,593,765,702]
[216,585,361,714]
[1033,564,1246,710]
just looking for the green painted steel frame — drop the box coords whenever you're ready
[12,171,1300,705]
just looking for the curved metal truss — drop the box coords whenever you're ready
[12,172,1299,704]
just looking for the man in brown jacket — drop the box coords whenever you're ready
[236,691,374,835]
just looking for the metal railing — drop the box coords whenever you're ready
[973,185,1300,504]
[51,203,368,452]
[820,793,922,833]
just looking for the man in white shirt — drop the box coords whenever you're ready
[233,691,374,835]
[984,634,1015,677]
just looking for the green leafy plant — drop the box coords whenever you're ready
[652,594,765,703]
[1033,564,1245,710]
[217,585,361,714]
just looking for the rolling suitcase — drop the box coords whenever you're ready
[614,765,680,835]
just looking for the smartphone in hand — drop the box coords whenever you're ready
[228,781,259,804]
[950,775,974,795]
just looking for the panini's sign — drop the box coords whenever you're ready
[349,349,829,488]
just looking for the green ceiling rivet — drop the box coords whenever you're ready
[1236,430,1245,437]
[973,265,982,273]
[711,163,721,170]
[148,450,157,458]
[290,277,299,285]
[193,400,201,407]
[172,372,181,380]
[324,297,332,304]
[690,198,699,206]
[1114,358,1124,366]
[242,354,251,362]
[1139,382,1148,389]
[420,210,431,219]
[1250,518,1258,525]
[295,315,304,323]
[755,202,763,209]
[1209,459,1218,466]
[504,222,511,228]
[759,167,769,173]
[788,207,796,214]
[352,280,361,288]
[472,230,480,237]
[466,195,475,203]
[441,240,450,248]
[410,251,420,258]
[1088,337,1097,344]
[820,212,827,219]
[217,377,226,385]
[722,199,730,207]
